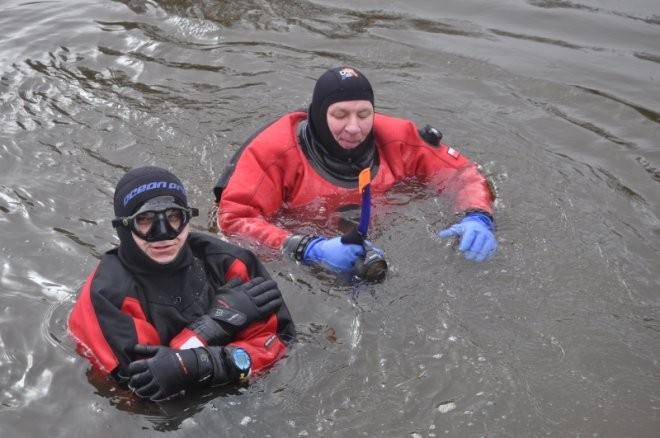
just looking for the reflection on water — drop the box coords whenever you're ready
[1,0,659,436]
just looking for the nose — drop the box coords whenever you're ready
[344,115,361,133]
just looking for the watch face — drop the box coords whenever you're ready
[232,348,251,371]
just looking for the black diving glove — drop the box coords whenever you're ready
[128,344,214,402]
[208,277,283,336]
[184,277,283,347]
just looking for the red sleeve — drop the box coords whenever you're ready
[224,255,254,283]
[229,313,289,374]
[217,114,305,249]
[68,266,119,374]
[68,262,160,376]
[225,257,295,373]
[374,113,494,215]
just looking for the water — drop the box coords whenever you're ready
[1,0,659,436]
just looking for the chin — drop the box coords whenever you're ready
[149,253,177,264]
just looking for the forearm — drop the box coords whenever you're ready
[217,204,290,249]
[430,161,494,216]
[229,315,291,375]
[169,315,233,349]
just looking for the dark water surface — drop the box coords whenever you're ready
[1,0,659,437]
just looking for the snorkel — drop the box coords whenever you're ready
[341,168,388,282]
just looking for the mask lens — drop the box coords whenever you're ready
[130,208,190,241]
[133,211,157,236]
[164,208,185,231]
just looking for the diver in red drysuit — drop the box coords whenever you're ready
[215,67,497,276]
[69,166,296,402]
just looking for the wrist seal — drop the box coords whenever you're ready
[283,234,316,261]
[463,209,495,230]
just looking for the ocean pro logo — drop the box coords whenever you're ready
[123,181,186,206]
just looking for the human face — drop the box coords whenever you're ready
[133,224,190,264]
[326,100,374,149]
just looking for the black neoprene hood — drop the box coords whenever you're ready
[308,66,375,157]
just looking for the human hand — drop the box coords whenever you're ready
[128,344,212,402]
[208,277,283,336]
[303,236,366,272]
[438,213,497,262]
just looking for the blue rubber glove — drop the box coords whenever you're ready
[303,236,366,272]
[438,213,497,262]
